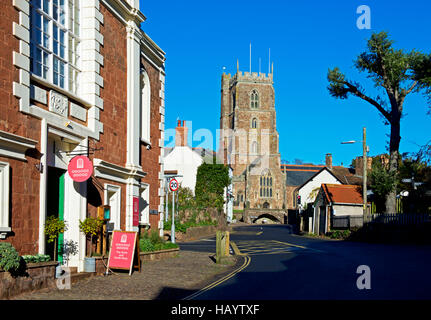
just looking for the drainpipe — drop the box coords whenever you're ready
[38,119,48,254]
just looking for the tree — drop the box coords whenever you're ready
[368,156,396,213]
[176,186,195,212]
[327,31,431,213]
[44,216,67,262]
[195,163,230,211]
[79,217,104,257]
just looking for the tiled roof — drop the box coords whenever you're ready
[330,166,363,185]
[282,164,325,186]
[322,184,363,205]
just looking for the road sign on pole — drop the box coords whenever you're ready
[169,178,179,192]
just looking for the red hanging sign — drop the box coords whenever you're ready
[68,155,93,182]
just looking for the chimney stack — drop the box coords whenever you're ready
[355,156,372,176]
[175,120,188,147]
[325,153,333,169]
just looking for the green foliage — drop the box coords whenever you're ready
[327,31,431,213]
[139,238,156,252]
[176,186,195,211]
[79,217,104,237]
[0,243,21,272]
[79,217,104,257]
[44,216,67,243]
[369,157,397,212]
[327,230,351,240]
[164,216,217,234]
[398,156,431,213]
[195,163,230,210]
[21,254,51,264]
[139,230,179,252]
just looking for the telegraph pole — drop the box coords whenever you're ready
[363,127,368,222]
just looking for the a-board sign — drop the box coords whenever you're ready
[106,231,140,275]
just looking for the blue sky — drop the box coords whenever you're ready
[139,0,431,167]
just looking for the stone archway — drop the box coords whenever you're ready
[253,213,281,224]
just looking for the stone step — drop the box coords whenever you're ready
[70,271,94,284]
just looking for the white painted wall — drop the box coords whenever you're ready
[163,146,203,193]
[298,170,341,208]
[332,204,363,216]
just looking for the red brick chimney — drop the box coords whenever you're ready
[175,120,188,146]
[325,153,333,169]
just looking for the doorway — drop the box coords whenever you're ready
[46,166,66,263]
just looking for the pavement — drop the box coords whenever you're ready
[9,229,242,301]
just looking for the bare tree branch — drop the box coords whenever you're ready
[341,80,392,123]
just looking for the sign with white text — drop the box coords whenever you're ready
[68,156,93,182]
[106,231,140,275]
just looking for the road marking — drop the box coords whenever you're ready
[230,241,245,256]
[272,240,325,253]
[232,240,324,255]
[182,254,251,300]
[256,231,263,235]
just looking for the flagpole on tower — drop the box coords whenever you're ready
[268,48,271,74]
[249,42,252,73]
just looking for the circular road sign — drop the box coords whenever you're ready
[169,178,179,192]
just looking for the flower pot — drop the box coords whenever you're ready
[83,257,95,273]
[55,264,63,278]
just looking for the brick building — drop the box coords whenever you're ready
[0,0,166,272]
[219,66,286,211]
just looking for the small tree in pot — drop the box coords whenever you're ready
[79,217,104,257]
[44,216,67,262]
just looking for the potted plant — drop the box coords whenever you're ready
[44,216,67,262]
[79,217,104,272]
[44,216,67,277]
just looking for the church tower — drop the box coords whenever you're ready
[220,65,286,212]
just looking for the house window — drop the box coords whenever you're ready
[260,171,272,198]
[0,162,11,238]
[30,0,81,94]
[141,69,151,143]
[140,185,150,225]
[251,118,257,129]
[250,90,259,109]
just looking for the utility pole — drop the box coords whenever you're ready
[341,127,369,222]
[363,127,368,222]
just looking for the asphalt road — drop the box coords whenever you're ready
[179,224,431,300]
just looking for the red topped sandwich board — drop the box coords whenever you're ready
[106,231,140,275]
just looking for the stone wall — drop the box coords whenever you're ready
[0,261,57,299]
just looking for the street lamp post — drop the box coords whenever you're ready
[341,127,369,222]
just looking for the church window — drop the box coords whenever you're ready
[251,141,258,154]
[260,171,273,198]
[251,118,257,129]
[250,90,259,109]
